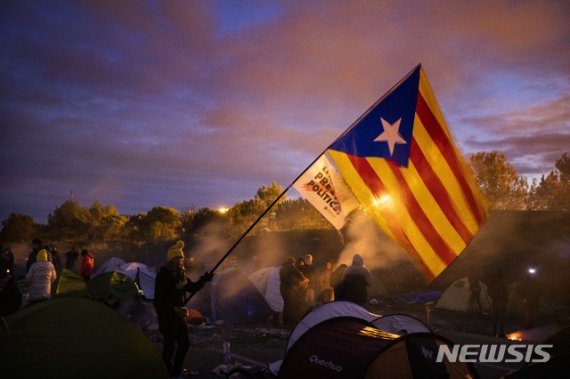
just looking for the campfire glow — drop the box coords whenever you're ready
[507,332,523,341]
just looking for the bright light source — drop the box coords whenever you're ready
[507,332,523,341]
[373,194,393,209]
[217,207,229,214]
[528,267,536,275]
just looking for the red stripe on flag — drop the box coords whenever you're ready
[347,153,435,280]
[410,137,473,244]
[385,160,457,266]
[416,94,484,226]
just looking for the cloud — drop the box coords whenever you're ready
[1,0,569,222]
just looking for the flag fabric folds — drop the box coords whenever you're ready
[293,154,359,230]
[327,64,487,280]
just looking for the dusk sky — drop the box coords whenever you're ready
[1,0,569,223]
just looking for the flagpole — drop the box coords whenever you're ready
[185,151,327,303]
[186,64,422,303]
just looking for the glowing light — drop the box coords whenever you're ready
[372,194,393,209]
[528,267,536,275]
[507,332,523,341]
[217,207,229,214]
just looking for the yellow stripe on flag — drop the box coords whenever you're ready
[402,159,467,255]
[366,157,448,276]
[413,115,480,235]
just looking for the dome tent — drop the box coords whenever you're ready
[286,301,431,351]
[94,258,157,299]
[55,268,87,297]
[435,277,492,314]
[278,316,476,378]
[248,265,284,312]
[189,266,272,324]
[0,298,168,378]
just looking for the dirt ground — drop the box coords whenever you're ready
[147,300,570,379]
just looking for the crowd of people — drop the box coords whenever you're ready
[0,239,97,316]
[1,238,545,377]
[279,252,372,326]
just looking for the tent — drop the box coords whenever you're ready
[0,298,169,378]
[286,301,431,351]
[88,271,142,301]
[503,353,570,378]
[543,325,570,356]
[211,268,271,324]
[55,268,87,298]
[435,277,492,314]
[94,259,156,299]
[189,267,272,325]
[117,262,157,299]
[373,313,432,335]
[248,266,284,312]
[278,317,477,378]
[93,257,126,277]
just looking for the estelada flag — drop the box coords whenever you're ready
[327,64,488,280]
[293,154,358,230]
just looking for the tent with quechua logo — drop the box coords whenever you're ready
[277,316,477,378]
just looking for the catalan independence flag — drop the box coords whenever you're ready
[327,64,488,280]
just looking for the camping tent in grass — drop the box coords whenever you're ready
[435,277,492,314]
[286,301,431,351]
[211,267,271,324]
[278,317,476,378]
[248,266,284,312]
[117,262,157,299]
[503,353,570,378]
[94,259,157,299]
[189,267,272,324]
[373,313,432,335]
[0,298,169,378]
[88,271,142,301]
[93,257,126,277]
[55,268,87,297]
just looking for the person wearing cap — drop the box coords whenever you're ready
[24,249,57,306]
[153,240,213,377]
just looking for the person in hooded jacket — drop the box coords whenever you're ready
[24,249,57,306]
[154,240,213,377]
[80,249,95,281]
[338,253,372,307]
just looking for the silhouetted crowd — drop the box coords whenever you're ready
[279,252,372,326]
[0,239,96,316]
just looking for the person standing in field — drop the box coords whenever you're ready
[80,249,94,281]
[153,240,213,377]
[26,238,42,273]
[339,253,372,307]
[487,270,509,338]
[25,249,57,306]
[65,247,79,270]
[320,259,335,303]
[279,257,308,326]
[302,253,318,306]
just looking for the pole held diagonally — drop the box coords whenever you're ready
[185,152,325,304]
[183,67,418,304]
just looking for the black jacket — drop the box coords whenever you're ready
[153,267,204,320]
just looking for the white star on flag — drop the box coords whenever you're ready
[374,117,407,156]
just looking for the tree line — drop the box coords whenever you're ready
[1,151,568,246]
